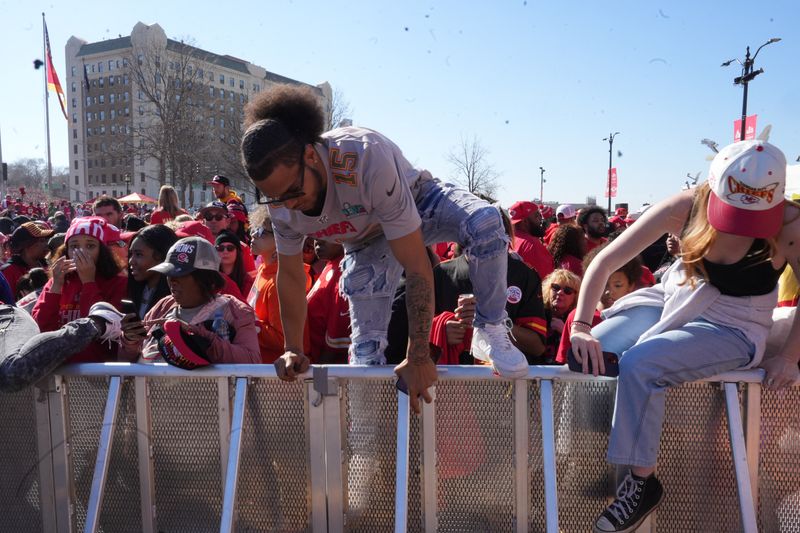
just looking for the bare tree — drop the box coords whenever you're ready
[327,87,353,130]
[446,135,500,198]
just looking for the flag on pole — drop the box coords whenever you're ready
[44,20,68,120]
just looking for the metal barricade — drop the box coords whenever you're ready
[1,363,798,532]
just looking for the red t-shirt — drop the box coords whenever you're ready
[150,209,187,225]
[555,308,604,364]
[585,236,608,254]
[306,260,350,363]
[512,230,554,281]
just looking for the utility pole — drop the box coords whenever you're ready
[722,38,780,141]
[539,167,546,203]
[602,132,620,215]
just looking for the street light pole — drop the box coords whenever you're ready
[539,167,546,203]
[124,173,131,195]
[602,132,620,215]
[722,38,780,141]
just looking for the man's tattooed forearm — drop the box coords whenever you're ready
[405,272,433,362]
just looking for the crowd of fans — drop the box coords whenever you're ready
[0,173,694,380]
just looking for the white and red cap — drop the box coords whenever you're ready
[65,216,123,245]
[707,139,786,238]
[556,204,576,220]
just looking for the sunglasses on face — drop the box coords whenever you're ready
[203,213,227,222]
[551,283,576,295]
[215,244,238,253]
[255,147,307,205]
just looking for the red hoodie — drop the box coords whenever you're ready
[32,274,127,362]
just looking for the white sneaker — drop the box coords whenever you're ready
[87,302,126,345]
[471,320,528,378]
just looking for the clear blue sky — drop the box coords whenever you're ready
[2,0,798,211]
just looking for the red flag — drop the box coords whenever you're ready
[44,21,68,120]
[605,168,618,198]
[733,114,757,142]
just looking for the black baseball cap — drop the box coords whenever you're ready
[208,175,230,187]
[10,222,55,251]
[199,201,228,214]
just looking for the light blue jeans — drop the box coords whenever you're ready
[340,178,510,364]
[592,305,754,467]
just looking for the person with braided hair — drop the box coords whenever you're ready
[240,84,528,413]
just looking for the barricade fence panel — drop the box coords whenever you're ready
[4,366,800,533]
[0,385,43,533]
[658,382,744,532]
[759,386,800,533]
[235,378,311,532]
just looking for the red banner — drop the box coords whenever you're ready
[605,168,618,198]
[44,20,68,120]
[733,114,757,142]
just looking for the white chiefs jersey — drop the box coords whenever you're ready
[269,127,428,255]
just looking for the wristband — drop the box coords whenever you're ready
[572,320,593,329]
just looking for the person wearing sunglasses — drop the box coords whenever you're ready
[246,206,312,363]
[540,269,581,363]
[215,230,254,299]
[198,201,230,238]
[240,84,529,413]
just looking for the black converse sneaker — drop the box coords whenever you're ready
[593,470,664,533]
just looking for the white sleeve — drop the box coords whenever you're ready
[363,140,421,241]
[272,217,305,256]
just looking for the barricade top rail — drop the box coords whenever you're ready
[54,362,769,384]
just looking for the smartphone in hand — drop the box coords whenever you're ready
[567,347,620,377]
[120,299,137,316]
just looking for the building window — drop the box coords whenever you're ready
[239,79,244,89]
[99,95,105,104]
[71,81,77,92]
[71,66,76,76]
[91,64,96,73]
[99,111,105,120]
[197,68,204,78]
[220,118,225,129]
[123,57,129,67]
[123,74,129,85]
[111,125,117,135]
[102,174,107,183]
[73,144,78,154]
[108,60,113,71]
[140,172,145,183]
[219,74,224,84]
[124,92,129,102]
[99,77,104,88]
[74,160,78,169]
[85,96,91,106]
[240,94,245,104]
[98,62,104,73]
[124,107,129,116]
[75,175,79,185]
[100,126,105,134]
[110,94,115,104]
[71,98,76,108]
[112,173,117,183]
[73,128,77,139]
[109,76,115,86]
[88,159,93,168]
[229,77,234,87]
[141,188,146,195]
[139,106,144,116]
[72,112,77,123]
[209,87,214,97]
[220,89,225,99]
[208,117,214,127]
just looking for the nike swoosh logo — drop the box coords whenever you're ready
[386,180,397,196]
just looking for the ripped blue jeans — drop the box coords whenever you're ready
[340,178,509,364]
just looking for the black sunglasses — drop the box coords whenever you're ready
[551,283,576,295]
[203,213,227,222]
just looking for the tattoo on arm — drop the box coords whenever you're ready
[405,272,433,363]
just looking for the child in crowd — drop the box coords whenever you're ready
[32,217,127,362]
[247,206,312,362]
